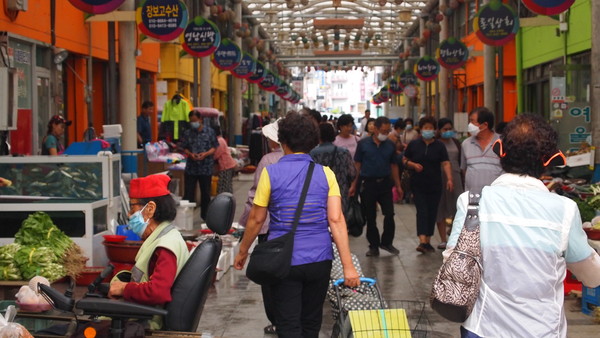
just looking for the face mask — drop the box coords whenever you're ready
[129,204,149,237]
[405,124,413,130]
[441,130,456,139]
[421,130,435,140]
[377,133,388,142]
[190,122,201,129]
[468,122,481,137]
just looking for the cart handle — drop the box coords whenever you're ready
[333,277,376,287]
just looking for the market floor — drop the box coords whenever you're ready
[194,178,600,338]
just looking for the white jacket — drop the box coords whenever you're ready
[445,173,600,337]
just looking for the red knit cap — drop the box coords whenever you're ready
[129,174,171,199]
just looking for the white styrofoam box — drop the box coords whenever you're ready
[566,152,594,167]
[173,200,196,230]
[103,124,123,138]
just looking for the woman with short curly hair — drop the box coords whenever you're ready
[234,112,360,338]
[445,114,600,337]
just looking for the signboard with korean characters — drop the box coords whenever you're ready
[68,0,125,14]
[137,0,188,42]
[258,71,279,92]
[521,0,575,16]
[388,77,403,95]
[399,70,418,88]
[181,16,221,57]
[231,52,255,79]
[247,61,266,84]
[436,37,469,70]
[414,56,440,82]
[474,0,519,46]
[211,39,241,70]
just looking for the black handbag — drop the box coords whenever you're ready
[344,196,365,237]
[245,162,315,285]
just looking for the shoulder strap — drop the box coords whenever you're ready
[290,162,315,235]
[464,189,482,231]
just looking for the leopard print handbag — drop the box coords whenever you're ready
[430,190,483,323]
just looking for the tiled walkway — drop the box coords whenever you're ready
[195,179,599,337]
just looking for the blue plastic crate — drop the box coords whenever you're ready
[581,285,600,315]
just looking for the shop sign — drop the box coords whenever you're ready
[137,0,188,42]
[388,78,403,95]
[259,71,278,92]
[403,84,418,99]
[68,0,125,14]
[276,83,290,97]
[522,0,575,16]
[211,39,241,70]
[379,86,390,101]
[247,61,266,84]
[399,70,417,88]
[436,37,469,70]
[231,53,255,79]
[414,56,440,82]
[474,0,519,46]
[181,16,221,57]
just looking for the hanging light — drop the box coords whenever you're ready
[399,9,412,22]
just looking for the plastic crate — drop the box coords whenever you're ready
[564,270,582,295]
[581,285,600,315]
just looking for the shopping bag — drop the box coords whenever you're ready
[345,196,365,237]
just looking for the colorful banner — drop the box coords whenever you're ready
[399,70,417,88]
[247,61,266,84]
[181,16,221,57]
[137,0,188,42]
[521,0,574,16]
[259,71,278,91]
[414,56,440,82]
[276,83,290,98]
[211,39,241,70]
[436,37,469,70]
[474,0,519,46]
[388,77,403,95]
[231,52,255,79]
[68,0,125,14]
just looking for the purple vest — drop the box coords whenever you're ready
[266,154,333,266]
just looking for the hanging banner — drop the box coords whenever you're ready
[414,56,440,82]
[211,39,242,70]
[276,83,290,98]
[259,71,278,91]
[379,86,390,101]
[474,0,519,46]
[399,70,418,88]
[181,16,221,57]
[137,0,188,42]
[521,0,575,16]
[68,0,125,14]
[388,77,403,95]
[436,37,469,70]
[247,61,266,84]
[231,52,255,79]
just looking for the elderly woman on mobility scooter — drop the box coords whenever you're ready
[108,174,190,330]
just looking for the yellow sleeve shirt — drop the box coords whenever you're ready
[253,166,341,207]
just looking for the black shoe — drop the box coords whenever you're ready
[424,243,435,252]
[416,243,427,253]
[264,324,276,335]
[366,248,380,257]
[379,244,400,255]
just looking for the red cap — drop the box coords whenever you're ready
[49,115,72,126]
[129,174,171,199]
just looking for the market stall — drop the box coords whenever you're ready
[0,153,121,266]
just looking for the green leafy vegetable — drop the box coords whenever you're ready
[575,197,596,223]
[14,246,58,280]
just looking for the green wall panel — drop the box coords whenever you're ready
[521,0,591,69]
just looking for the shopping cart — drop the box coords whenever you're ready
[331,278,430,338]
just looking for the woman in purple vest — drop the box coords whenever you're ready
[235,112,360,338]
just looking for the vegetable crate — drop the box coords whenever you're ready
[582,285,600,315]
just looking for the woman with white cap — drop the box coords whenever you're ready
[238,118,283,335]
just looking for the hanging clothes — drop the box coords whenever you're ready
[160,96,191,141]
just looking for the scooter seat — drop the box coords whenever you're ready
[76,298,167,319]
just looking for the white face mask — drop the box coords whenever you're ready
[468,122,481,137]
[377,133,388,142]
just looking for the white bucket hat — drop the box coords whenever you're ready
[262,119,280,143]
